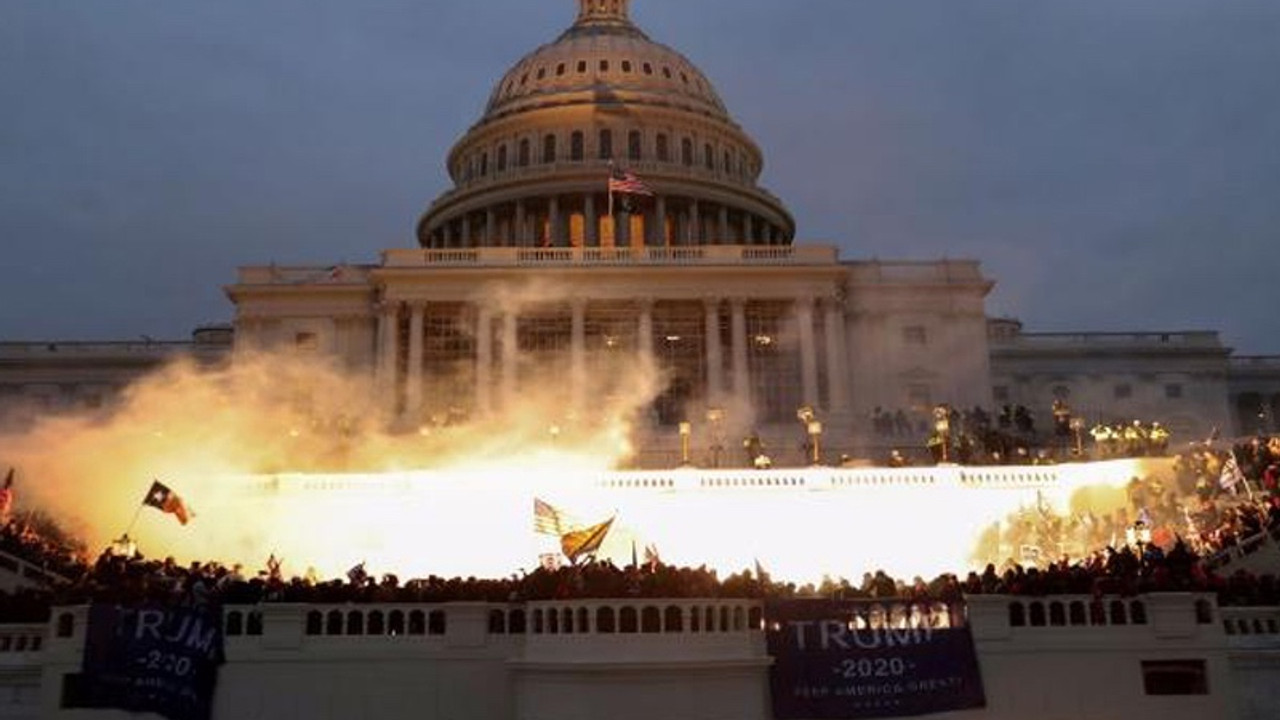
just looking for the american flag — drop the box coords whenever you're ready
[533,497,564,536]
[608,167,654,196]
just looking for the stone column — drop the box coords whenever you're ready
[380,303,401,413]
[571,298,587,413]
[704,297,724,400]
[549,196,562,247]
[637,298,654,367]
[443,222,457,248]
[618,208,631,247]
[475,307,493,415]
[655,196,668,247]
[796,296,819,408]
[744,214,755,246]
[515,200,527,246]
[730,297,749,400]
[461,214,472,248]
[584,194,598,247]
[484,208,495,248]
[718,205,729,245]
[823,296,850,413]
[406,303,425,420]
[688,200,700,244]
[502,311,518,409]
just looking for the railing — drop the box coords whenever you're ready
[235,265,374,285]
[1221,607,1280,639]
[1230,356,1280,371]
[381,245,837,269]
[0,341,211,358]
[0,624,45,654]
[992,331,1224,349]
[846,260,987,284]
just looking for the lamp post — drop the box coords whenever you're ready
[706,408,725,468]
[807,420,823,465]
[678,421,692,466]
[1070,417,1085,457]
[933,404,951,464]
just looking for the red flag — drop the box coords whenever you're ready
[143,480,191,525]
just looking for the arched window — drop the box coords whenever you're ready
[748,606,763,631]
[225,611,243,637]
[664,606,683,632]
[389,610,405,635]
[56,613,75,638]
[599,59,609,72]
[620,606,639,633]
[577,607,589,633]
[305,611,322,636]
[641,607,661,633]
[518,138,530,167]
[628,130,642,161]
[596,607,616,633]
[1049,602,1066,627]
[621,60,632,73]
[1130,601,1148,625]
[246,612,262,636]
[1069,601,1087,626]
[562,607,574,634]
[704,143,714,170]
[577,60,587,73]
[656,134,669,162]
[681,138,693,166]
[556,63,566,76]
[408,610,426,635]
[326,610,343,635]
[599,129,613,160]
[368,611,385,636]
[643,62,653,75]
[571,131,584,161]
[488,609,506,634]
[543,134,557,163]
[497,145,507,172]
[547,608,559,634]
[347,610,364,636]
[1109,600,1128,625]
[532,609,544,634]
[509,609,527,634]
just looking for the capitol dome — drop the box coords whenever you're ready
[418,0,795,250]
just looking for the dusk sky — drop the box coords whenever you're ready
[2,0,1277,353]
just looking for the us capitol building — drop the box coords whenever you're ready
[2,0,1278,462]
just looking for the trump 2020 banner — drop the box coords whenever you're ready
[67,604,225,720]
[765,599,986,719]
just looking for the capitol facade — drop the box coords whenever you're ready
[1,0,1278,464]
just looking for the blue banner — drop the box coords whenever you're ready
[766,599,985,719]
[69,604,225,720]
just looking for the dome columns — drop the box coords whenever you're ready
[425,193,788,250]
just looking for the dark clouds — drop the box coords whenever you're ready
[2,0,1277,352]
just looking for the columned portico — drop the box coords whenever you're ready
[406,303,425,418]
[476,307,494,415]
[823,297,849,414]
[730,298,749,400]
[796,296,819,408]
[704,297,724,401]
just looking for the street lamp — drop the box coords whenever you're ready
[807,420,823,465]
[678,421,692,466]
[932,404,951,464]
[1069,417,1085,457]
[706,408,725,468]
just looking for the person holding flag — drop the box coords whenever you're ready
[0,467,14,520]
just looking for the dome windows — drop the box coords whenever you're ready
[518,139,530,167]
[497,145,508,172]
[704,143,714,170]
[628,130,642,161]
[599,59,610,72]
[577,60,587,73]
[571,131,585,161]
[543,134,557,164]
[520,73,529,86]
[662,67,672,79]
[681,138,693,166]
[643,62,653,75]
[598,129,613,160]
[537,67,546,80]
[622,60,633,73]
[556,63,566,76]
[656,134,669,162]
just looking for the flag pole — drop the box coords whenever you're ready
[122,502,146,538]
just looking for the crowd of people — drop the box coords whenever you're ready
[2,434,1279,622]
[873,401,1175,467]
